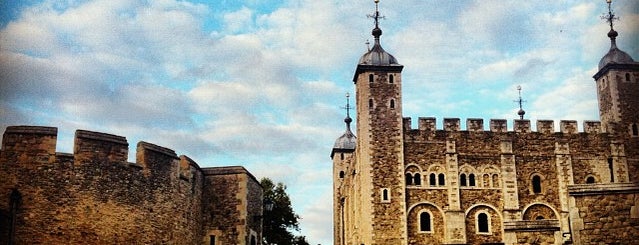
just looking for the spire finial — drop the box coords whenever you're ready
[515,85,526,120]
[367,0,384,39]
[602,0,619,47]
[341,92,353,126]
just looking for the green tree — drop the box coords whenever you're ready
[260,178,307,245]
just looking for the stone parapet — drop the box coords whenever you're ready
[403,118,604,134]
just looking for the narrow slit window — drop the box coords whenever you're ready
[390,99,395,109]
[339,171,345,179]
[369,74,374,83]
[632,123,638,136]
[626,73,631,81]
[381,188,390,202]
[389,74,394,84]
[369,99,374,109]
[608,158,614,183]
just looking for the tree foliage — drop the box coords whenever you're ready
[260,178,308,245]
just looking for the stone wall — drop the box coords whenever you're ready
[0,126,260,245]
[202,166,263,245]
[569,183,639,244]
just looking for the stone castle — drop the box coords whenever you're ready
[332,1,639,245]
[0,126,264,244]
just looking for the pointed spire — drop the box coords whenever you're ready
[343,93,353,131]
[515,85,526,120]
[603,0,619,49]
[367,0,385,40]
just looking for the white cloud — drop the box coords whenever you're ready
[1,1,637,244]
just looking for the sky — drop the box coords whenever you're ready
[1,0,638,244]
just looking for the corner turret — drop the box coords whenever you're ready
[331,93,356,159]
[592,0,639,137]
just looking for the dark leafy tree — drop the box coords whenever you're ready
[292,235,310,245]
[261,178,306,245]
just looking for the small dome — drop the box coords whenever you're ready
[598,29,635,70]
[599,46,635,70]
[358,41,399,66]
[333,129,356,150]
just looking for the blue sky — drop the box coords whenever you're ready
[1,0,638,244]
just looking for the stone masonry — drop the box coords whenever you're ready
[0,126,263,245]
[332,2,639,245]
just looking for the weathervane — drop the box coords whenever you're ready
[514,85,526,120]
[341,93,353,119]
[601,0,618,31]
[367,0,385,30]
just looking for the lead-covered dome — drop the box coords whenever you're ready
[358,27,399,66]
[333,117,356,150]
[599,30,635,70]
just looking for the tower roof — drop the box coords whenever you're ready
[598,31,635,70]
[331,94,356,158]
[598,0,635,70]
[357,0,399,66]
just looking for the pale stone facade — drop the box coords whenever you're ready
[332,3,639,245]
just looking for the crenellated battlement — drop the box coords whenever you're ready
[403,117,603,134]
[1,125,263,244]
[1,125,202,181]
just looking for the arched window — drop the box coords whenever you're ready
[460,173,467,186]
[381,188,389,202]
[369,74,374,83]
[626,73,631,82]
[483,174,490,187]
[477,213,490,233]
[405,173,413,185]
[492,174,499,187]
[389,74,394,84]
[429,173,436,186]
[532,175,542,194]
[438,173,445,186]
[586,176,595,184]
[469,174,476,186]
[339,171,345,179]
[369,99,374,109]
[340,153,344,160]
[419,211,432,232]
[414,173,422,185]
[390,99,395,109]
[632,123,638,136]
